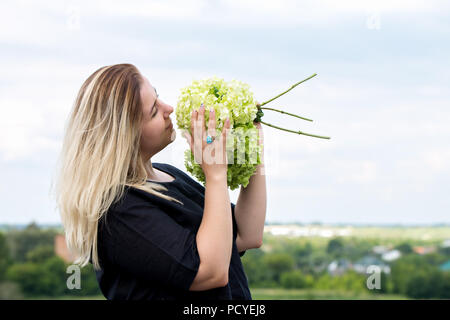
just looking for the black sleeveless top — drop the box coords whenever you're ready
[93,162,252,300]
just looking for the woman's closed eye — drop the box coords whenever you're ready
[152,99,159,118]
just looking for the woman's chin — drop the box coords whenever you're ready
[169,128,176,142]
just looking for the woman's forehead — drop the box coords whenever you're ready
[141,77,157,110]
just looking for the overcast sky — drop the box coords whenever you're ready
[1,0,449,225]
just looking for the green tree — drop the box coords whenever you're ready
[340,238,373,261]
[292,242,313,270]
[305,250,330,274]
[390,255,435,295]
[315,271,366,292]
[438,245,450,256]
[7,257,102,297]
[406,269,444,299]
[395,242,413,255]
[79,264,102,296]
[315,273,333,290]
[40,256,68,296]
[26,245,55,263]
[280,270,314,289]
[338,271,367,292]
[6,262,43,296]
[3,223,102,298]
[6,222,58,263]
[438,272,450,299]
[261,252,295,284]
[241,249,275,288]
[423,252,448,267]
[326,238,344,258]
[0,232,12,281]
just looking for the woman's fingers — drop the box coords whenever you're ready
[191,107,203,163]
[222,118,231,165]
[222,117,230,139]
[208,107,216,139]
[188,104,232,165]
[190,109,196,139]
[198,103,206,141]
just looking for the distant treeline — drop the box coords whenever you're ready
[0,222,449,299]
[0,222,100,299]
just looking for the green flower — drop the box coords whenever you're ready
[176,74,330,190]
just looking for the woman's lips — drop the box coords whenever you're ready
[166,122,173,130]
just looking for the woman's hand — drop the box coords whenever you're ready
[253,121,264,164]
[183,103,231,180]
[253,121,263,144]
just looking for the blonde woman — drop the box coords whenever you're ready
[54,63,266,300]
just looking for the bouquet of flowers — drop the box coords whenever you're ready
[175,74,330,190]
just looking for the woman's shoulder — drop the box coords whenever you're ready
[105,164,205,215]
[107,183,163,215]
[153,162,204,189]
[153,162,186,178]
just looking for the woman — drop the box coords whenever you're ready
[54,63,266,300]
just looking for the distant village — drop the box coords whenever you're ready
[262,224,450,276]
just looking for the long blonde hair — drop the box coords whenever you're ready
[52,64,182,271]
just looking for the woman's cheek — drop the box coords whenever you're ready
[140,127,154,145]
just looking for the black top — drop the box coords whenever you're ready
[94,162,252,300]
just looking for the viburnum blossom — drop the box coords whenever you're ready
[176,74,330,190]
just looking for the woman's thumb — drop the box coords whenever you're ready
[183,130,192,149]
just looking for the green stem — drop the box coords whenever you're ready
[259,107,313,122]
[260,120,331,139]
[259,73,317,107]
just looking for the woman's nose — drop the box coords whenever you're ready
[165,104,174,116]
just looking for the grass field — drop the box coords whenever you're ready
[28,288,408,300]
[249,288,408,300]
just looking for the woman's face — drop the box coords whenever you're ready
[139,76,176,160]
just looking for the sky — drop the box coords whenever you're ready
[0,0,449,225]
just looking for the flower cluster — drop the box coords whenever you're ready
[176,77,263,190]
[175,74,330,190]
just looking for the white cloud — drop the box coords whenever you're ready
[334,160,378,184]
[0,98,44,161]
[423,150,450,173]
[93,0,208,19]
[2,0,449,47]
